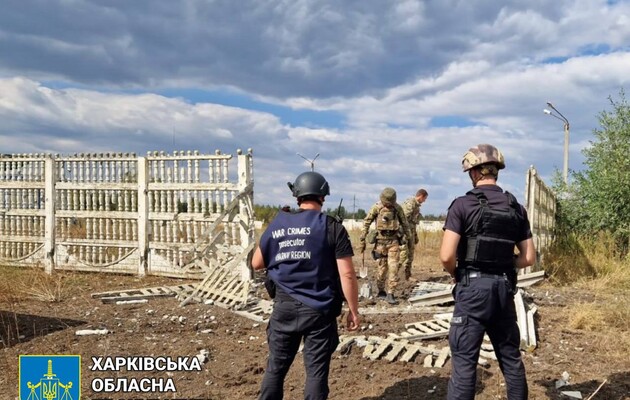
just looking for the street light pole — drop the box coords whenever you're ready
[543,102,570,184]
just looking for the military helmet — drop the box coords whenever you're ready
[462,144,506,172]
[380,187,397,206]
[288,171,330,198]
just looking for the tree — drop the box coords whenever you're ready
[556,89,630,253]
[254,204,283,224]
[354,208,367,220]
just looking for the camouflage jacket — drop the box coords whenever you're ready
[402,197,423,239]
[361,201,410,241]
[402,197,423,226]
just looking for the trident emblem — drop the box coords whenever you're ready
[42,380,57,400]
[25,359,74,400]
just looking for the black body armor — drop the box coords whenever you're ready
[459,188,524,272]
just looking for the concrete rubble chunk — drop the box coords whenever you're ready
[76,329,109,336]
[560,391,582,399]
[195,349,210,364]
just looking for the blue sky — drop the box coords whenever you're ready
[1,0,630,216]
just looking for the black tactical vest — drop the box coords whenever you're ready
[458,188,524,272]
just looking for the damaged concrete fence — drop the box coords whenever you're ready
[0,150,255,281]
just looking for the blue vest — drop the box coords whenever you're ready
[261,210,338,313]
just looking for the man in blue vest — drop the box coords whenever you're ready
[252,171,360,400]
[440,144,536,400]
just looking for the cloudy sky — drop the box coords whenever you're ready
[1,0,629,216]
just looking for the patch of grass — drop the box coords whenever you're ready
[20,268,69,302]
[547,231,630,357]
[543,231,630,288]
[0,265,69,303]
[567,297,630,358]
[0,266,30,304]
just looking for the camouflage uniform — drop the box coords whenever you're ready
[360,190,410,298]
[399,196,423,278]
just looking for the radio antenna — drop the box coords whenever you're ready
[296,153,320,171]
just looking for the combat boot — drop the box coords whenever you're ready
[404,269,412,281]
[377,290,387,299]
[385,293,398,305]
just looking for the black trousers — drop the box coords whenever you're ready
[259,293,339,400]
[447,273,528,400]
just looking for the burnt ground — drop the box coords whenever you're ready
[1,257,629,400]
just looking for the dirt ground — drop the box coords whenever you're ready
[1,256,629,400]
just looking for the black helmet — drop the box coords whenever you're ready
[287,171,330,198]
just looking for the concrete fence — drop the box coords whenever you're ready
[525,166,557,257]
[0,150,255,279]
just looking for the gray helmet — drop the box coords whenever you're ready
[380,187,397,206]
[288,171,330,198]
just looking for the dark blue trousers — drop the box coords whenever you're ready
[259,293,339,400]
[447,273,528,400]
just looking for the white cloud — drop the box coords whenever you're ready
[1,1,630,216]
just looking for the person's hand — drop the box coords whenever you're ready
[346,311,360,331]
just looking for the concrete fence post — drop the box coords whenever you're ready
[237,148,254,281]
[137,156,149,276]
[44,156,56,274]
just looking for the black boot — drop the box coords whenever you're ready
[385,293,398,305]
[377,290,387,299]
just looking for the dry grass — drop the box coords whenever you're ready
[22,268,69,302]
[0,266,29,304]
[543,231,630,286]
[346,228,443,269]
[568,299,630,358]
[545,231,630,356]
[0,265,69,303]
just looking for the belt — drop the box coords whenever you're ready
[379,230,397,236]
[456,269,506,282]
[467,271,506,279]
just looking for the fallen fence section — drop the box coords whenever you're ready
[408,270,545,306]
[178,241,256,309]
[91,284,196,304]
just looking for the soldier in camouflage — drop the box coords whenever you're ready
[359,187,410,305]
[399,189,428,280]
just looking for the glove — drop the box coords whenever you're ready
[358,240,366,253]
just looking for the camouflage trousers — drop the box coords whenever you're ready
[399,240,416,275]
[374,238,400,293]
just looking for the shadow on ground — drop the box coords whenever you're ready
[0,310,85,348]
[359,376,450,400]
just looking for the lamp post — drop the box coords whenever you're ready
[543,102,570,184]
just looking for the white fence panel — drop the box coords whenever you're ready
[0,150,255,280]
[525,166,557,265]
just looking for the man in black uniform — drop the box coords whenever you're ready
[252,171,360,400]
[440,144,536,400]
